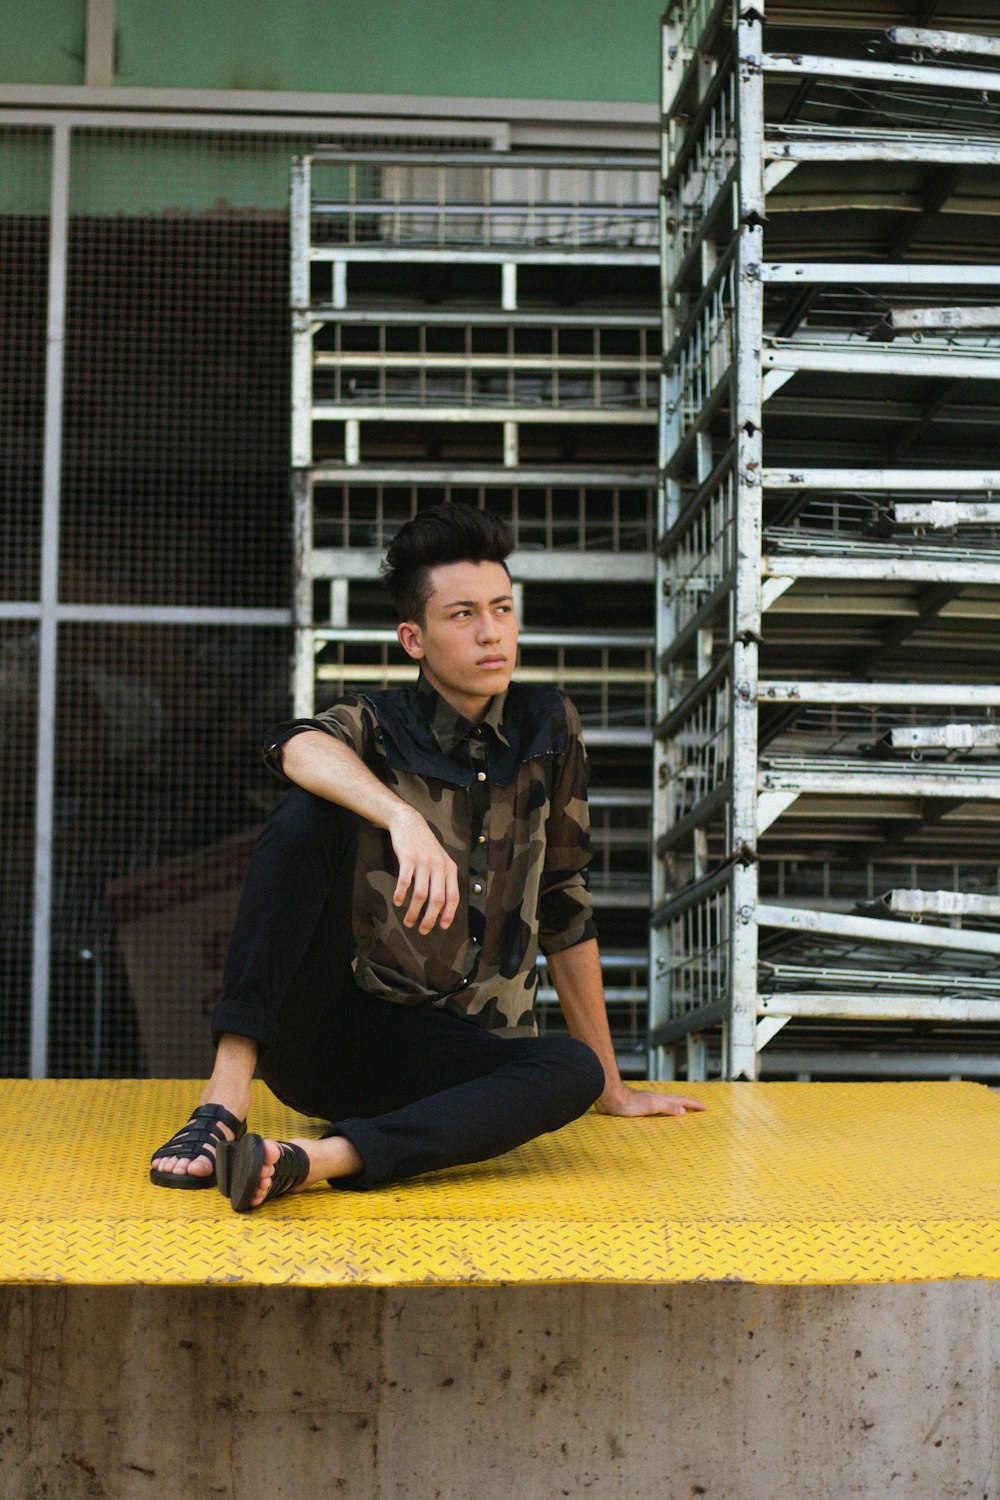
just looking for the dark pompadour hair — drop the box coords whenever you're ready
[381,503,514,624]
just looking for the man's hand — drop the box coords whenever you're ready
[547,940,708,1119]
[387,805,460,935]
[280,731,460,937]
[594,1084,706,1118]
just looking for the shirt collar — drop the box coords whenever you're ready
[417,671,511,755]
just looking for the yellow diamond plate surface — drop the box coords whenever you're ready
[2,1079,1000,1286]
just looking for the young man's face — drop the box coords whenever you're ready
[397,559,518,719]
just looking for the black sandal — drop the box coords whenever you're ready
[227,1133,310,1213]
[149,1104,246,1189]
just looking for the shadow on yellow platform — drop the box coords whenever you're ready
[2,1079,999,1287]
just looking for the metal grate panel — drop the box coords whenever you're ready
[3,1077,1000,1285]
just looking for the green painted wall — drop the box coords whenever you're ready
[65,136,352,216]
[0,0,85,85]
[1,1,662,217]
[3,0,663,102]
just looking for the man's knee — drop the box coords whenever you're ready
[545,1035,606,1110]
[264,787,358,858]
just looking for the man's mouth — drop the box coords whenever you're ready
[477,656,507,667]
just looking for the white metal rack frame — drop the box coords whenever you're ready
[289,149,661,1070]
[651,0,1000,1081]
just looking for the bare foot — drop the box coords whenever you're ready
[246,1135,363,1208]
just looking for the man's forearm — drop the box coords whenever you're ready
[548,938,707,1120]
[280,731,459,934]
[546,937,625,1103]
[280,731,409,831]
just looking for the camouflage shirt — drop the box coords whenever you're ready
[266,675,597,1037]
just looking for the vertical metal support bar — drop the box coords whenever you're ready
[686,1033,708,1081]
[693,827,709,880]
[85,0,116,87]
[31,121,70,1079]
[650,12,684,1080]
[289,155,311,304]
[345,419,361,465]
[332,260,347,311]
[662,3,686,117]
[728,12,765,1081]
[329,579,349,627]
[501,262,518,311]
[291,310,314,468]
[503,421,519,467]
[290,156,313,469]
[291,469,315,718]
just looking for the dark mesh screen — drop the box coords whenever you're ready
[0,126,48,599]
[3,122,647,1078]
[2,123,499,1077]
[0,128,49,1075]
[0,622,38,1075]
[59,215,291,609]
[47,623,290,1078]
[60,131,295,609]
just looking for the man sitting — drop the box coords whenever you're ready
[150,504,702,1210]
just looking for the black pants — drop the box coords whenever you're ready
[210,789,605,1190]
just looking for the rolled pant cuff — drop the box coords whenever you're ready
[209,1003,277,1053]
[321,1120,388,1192]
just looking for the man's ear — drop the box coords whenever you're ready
[397,620,425,660]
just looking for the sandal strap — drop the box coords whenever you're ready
[190,1103,245,1137]
[151,1103,246,1163]
[261,1141,310,1204]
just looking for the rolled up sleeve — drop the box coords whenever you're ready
[537,695,598,955]
[262,695,370,784]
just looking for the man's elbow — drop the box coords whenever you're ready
[278,730,326,784]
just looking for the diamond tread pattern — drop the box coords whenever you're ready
[2,1079,999,1287]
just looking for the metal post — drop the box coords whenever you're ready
[85,0,116,88]
[503,421,519,466]
[649,13,685,1081]
[728,12,764,1081]
[31,121,70,1079]
[291,469,315,718]
[290,156,313,469]
[686,1034,708,1082]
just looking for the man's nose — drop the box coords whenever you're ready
[477,612,500,639]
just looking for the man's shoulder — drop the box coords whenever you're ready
[349,683,423,732]
[355,683,471,785]
[350,683,412,711]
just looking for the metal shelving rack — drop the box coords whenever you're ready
[651,1,1000,1081]
[289,149,661,1069]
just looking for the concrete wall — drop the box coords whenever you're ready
[1,1282,996,1498]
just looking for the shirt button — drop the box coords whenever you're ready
[472,727,482,737]
[476,771,487,782]
[477,834,486,844]
[473,882,482,894]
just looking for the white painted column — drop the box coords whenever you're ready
[31,122,71,1079]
